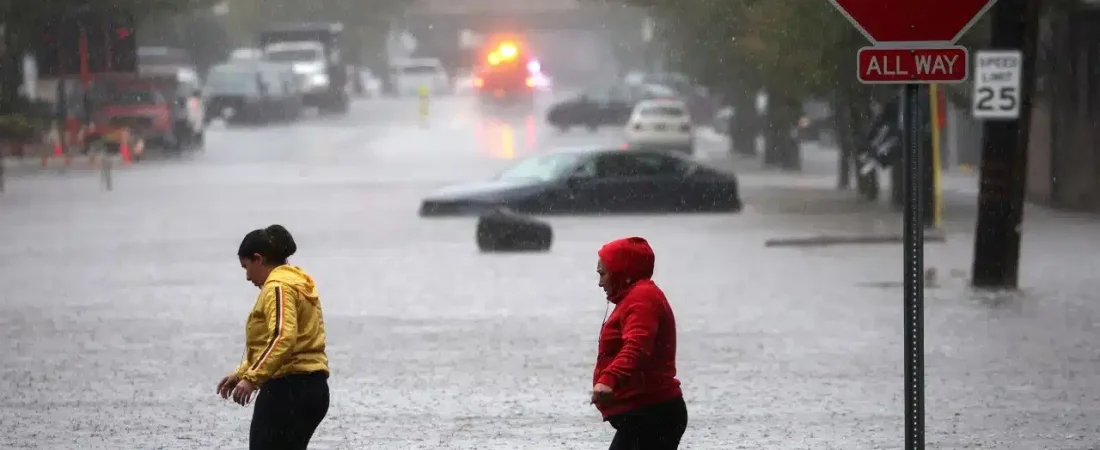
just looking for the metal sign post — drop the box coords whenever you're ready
[899,83,925,449]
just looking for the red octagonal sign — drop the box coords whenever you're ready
[827,0,999,44]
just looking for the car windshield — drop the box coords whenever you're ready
[639,105,686,117]
[401,65,440,75]
[497,153,582,182]
[205,69,258,95]
[265,49,320,62]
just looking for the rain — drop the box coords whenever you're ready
[1,0,1098,449]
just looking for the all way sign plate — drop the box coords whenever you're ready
[858,46,969,84]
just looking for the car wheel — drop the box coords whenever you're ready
[167,127,184,152]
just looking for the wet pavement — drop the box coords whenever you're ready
[1,91,1099,449]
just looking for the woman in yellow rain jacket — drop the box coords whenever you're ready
[216,224,330,450]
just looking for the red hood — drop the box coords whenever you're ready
[597,237,655,303]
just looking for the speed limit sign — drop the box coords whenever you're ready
[972,50,1022,120]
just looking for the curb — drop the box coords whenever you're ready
[2,153,125,173]
[765,228,947,247]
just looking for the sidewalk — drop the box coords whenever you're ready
[3,152,120,171]
[695,130,988,240]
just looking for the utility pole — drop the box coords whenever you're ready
[970,0,1041,289]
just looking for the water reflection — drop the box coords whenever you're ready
[481,116,541,160]
[525,115,537,151]
[498,123,515,159]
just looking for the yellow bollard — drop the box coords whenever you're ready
[418,86,430,127]
[929,83,944,229]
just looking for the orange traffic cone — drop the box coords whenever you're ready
[119,130,132,165]
[43,141,61,166]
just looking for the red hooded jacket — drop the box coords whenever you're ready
[593,237,682,418]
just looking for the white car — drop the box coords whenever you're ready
[391,58,451,96]
[624,99,694,153]
[451,69,477,95]
[356,69,383,97]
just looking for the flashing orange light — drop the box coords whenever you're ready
[487,52,502,65]
[525,77,536,87]
[474,77,485,88]
[498,42,518,59]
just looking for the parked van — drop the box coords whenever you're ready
[204,61,303,124]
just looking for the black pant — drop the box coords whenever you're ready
[607,396,688,450]
[249,371,329,450]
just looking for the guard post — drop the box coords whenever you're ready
[417,85,430,127]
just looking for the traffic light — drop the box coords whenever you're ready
[33,11,137,78]
[94,14,138,73]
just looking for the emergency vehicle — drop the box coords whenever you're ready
[473,40,538,106]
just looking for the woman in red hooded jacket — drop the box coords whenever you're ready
[591,237,688,450]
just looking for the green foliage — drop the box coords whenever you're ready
[613,0,870,98]
[220,0,405,44]
[0,114,50,142]
[6,0,220,22]
[217,0,409,65]
[3,0,222,50]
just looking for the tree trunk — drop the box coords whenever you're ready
[728,87,757,156]
[971,0,1041,289]
[763,97,801,170]
[0,24,24,114]
[834,90,855,189]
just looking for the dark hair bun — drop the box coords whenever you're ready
[264,224,297,260]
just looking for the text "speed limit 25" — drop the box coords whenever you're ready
[973,50,1023,120]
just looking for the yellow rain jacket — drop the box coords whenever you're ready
[236,265,329,385]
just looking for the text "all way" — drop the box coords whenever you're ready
[857,47,970,84]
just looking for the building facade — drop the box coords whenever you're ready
[1026,2,1100,211]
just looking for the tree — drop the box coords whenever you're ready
[219,0,410,69]
[0,0,219,112]
[628,0,862,169]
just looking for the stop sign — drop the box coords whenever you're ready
[827,0,999,44]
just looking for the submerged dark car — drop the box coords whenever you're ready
[546,84,677,131]
[419,147,742,216]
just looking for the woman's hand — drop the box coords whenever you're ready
[217,373,240,400]
[590,383,613,405]
[231,379,257,406]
